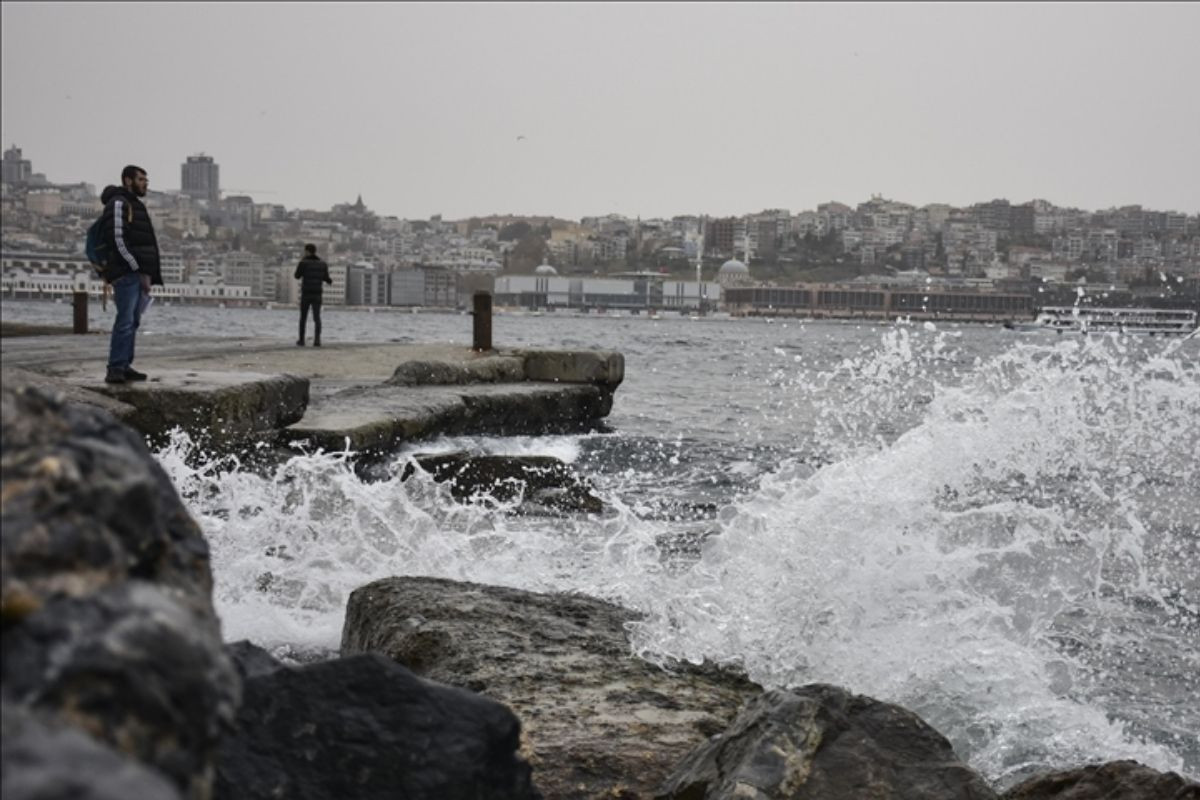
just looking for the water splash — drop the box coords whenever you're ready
[155,331,1200,785]
[157,431,668,657]
[625,333,1198,785]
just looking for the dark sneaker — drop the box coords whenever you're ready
[313,341,321,347]
[104,369,126,384]
[296,340,305,346]
[124,367,148,381]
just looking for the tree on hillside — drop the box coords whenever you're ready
[499,221,532,242]
[508,232,546,271]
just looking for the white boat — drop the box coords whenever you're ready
[1011,306,1198,336]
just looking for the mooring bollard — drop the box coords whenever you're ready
[72,291,88,334]
[472,291,493,351]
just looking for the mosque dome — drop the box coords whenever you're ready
[717,258,750,286]
[534,263,558,275]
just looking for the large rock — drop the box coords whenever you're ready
[999,760,1200,800]
[656,684,997,800]
[1,385,239,799]
[403,451,604,514]
[214,641,541,800]
[341,576,762,799]
[1,701,183,800]
[1,386,216,601]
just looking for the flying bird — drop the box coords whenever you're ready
[516,135,526,141]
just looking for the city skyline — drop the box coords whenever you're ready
[3,3,1198,220]
[5,142,1192,224]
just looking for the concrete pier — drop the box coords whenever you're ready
[0,331,624,455]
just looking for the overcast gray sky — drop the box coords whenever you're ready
[3,2,1197,220]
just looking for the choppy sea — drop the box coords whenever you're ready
[5,298,1198,789]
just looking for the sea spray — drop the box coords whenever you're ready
[625,333,1198,786]
[157,430,671,655]
[154,328,1199,786]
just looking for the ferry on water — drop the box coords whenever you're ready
[1006,306,1198,336]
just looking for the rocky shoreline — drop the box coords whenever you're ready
[3,382,1198,800]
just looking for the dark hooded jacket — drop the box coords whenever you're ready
[98,185,162,285]
[294,253,332,298]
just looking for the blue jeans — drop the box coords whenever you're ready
[107,273,143,371]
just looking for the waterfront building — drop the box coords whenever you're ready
[347,263,390,306]
[219,251,273,300]
[723,282,1033,322]
[1,265,254,305]
[493,272,720,313]
[493,274,573,309]
[660,279,721,312]
[389,265,457,308]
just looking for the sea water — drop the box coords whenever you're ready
[5,299,1197,789]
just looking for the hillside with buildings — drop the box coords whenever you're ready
[2,145,1197,320]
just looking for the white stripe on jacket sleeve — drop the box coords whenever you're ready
[113,199,139,271]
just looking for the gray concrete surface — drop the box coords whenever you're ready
[1,333,624,454]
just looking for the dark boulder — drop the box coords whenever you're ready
[342,576,762,799]
[1,700,183,800]
[214,641,541,800]
[403,451,604,514]
[999,760,1199,800]
[1,385,217,602]
[1,384,239,799]
[3,582,240,794]
[656,684,997,800]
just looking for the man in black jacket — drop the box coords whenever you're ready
[101,165,162,383]
[294,243,333,346]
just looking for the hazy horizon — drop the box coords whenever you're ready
[3,2,1198,220]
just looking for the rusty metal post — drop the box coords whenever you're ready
[72,291,88,334]
[472,291,493,351]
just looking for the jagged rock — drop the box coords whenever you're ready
[999,760,1200,800]
[403,451,605,514]
[1,385,239,799]
[1,701,183,800]
[214,641,541,800]
[1,385,216,602]
[341,576,762,799]
[655,684,997,800]
[3,582,241,796]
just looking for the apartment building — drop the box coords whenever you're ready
[347,264,390,305]
[220,251,274,299]
[389,266,456,308]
